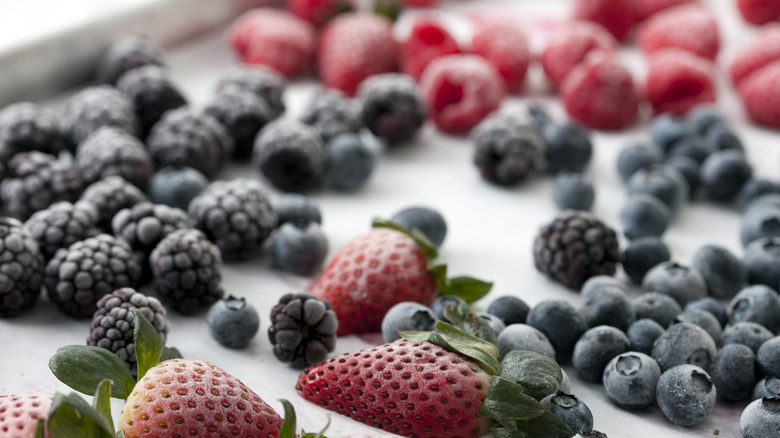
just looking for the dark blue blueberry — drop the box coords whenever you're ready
[665,155,700,198]
[603,352,661,410]
[685,297,729,328]
[691,245,746,300]
[271,194,322,226]
[619,194,670,240]
[572,325,631,383]
[633,292,681,328]
[642,261,707,307]
[271,221,328,275]
[581,275,629,299]
[740,178,780,208]
[496,323,555,359]
[540,392,594,435]
[729,285,780,333]
[487,295,530,325]
[148,166,208,211]
[579,285,636,330]
[741,396,780,438]
[527,299,588,363]
[723,322,774,354]
[652,322,718,372]
[666,135,714,164]
[627,318,665,355]
[616,142,663,181]
[551,172,595,211]
[627,165,688,215]
[656,364,717,426]
[700,150,753,202]
[758,337,780,376]
[430,295,465,322]
[206,295,260,349]
[650,114,695,154]
[687,105,725,135]
[711,344,757,401]
[673,308,722,347]
[706,124,744,152]
[622,237,671,285]
[753,377,780,400]
[380,302,437,343]
[527,104,552,131]
[741,203,780,247]
[744,237,780,291]
[325,133,376,191]
[390,206,447,248]
[541,122,593,174]
[478,313,506,337]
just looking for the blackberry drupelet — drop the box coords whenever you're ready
[79,176,148,231]
[87,287,169,374]
[268,292,338,368]
[253,120,326,192]
[149,228,224,315]
[300,90,362,143]
[146,108,233,178]
[24,201,100,261]
[0,217,45,318]
[358,73,425,145]
[215,66,286,118]
[533,210,621,290]
[59,86,140,147]
[75,127,154,190]
[116,64,187,137]
[96,36,166,85]
[0,152,83,220]
[473,113,543,186]
[203,89,275,159]
[188,178,277,260]
[44,234,142,319]
[0,103,67,161]
[112,202,191,270]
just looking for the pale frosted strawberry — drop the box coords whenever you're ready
[0,393,53,438]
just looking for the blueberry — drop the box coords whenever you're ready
[487,295,530,325]
[758,337,780,376]
[685,297,729,328]
[627,165,688,215]
[541,121,593,174]
[700,150,752,202]
[729,285,780,333]
[616,142,663,181]
[627,318,665,355]
[656,364,717,426]
[580,275,629,299]
[711,344,757,401]
[579,285,636,330]
[650,114,695,154]
[723,322,774,354]
[744,237,780,291]
[380,302,437,343]
[687,105,724,135]
[572,325,631,383]
[665,155,700,198]
[621,237,671,284]
[551,172,595,211]
[666,135,714,164]
[478,313,506,337]
[642,261,707,307]
[691,245,747,300]
[741,396,780,438]
[633,292,682,328]
[753,377,780,400]
[673,308,722,346]
[527,299,588,363]
[390,206,447,248]
[430,295,465,322]
[527,104,552,131]
[602,352,661,410]
[271,222,328,275]
[496,323,556,359]
[652,322,717,372]
[325,133,376,191]
[619,194,670,240]
[148,166,208,211]
[706,124,744,152]
[740,178,780,208]
[271,194,322,226]
[741,203,780,247]
[207,295,260,349]
[540,392,593,435]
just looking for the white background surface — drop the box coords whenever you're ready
[1,0,777,437]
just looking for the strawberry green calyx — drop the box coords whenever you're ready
[371,0,403,22]
[278,399,331,438]
[372,218,438,259]
[443,301,499,344]
[47,391,114,438]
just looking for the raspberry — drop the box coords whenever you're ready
[729,24,780,87]
[419,54,506,133]
[561,52,639,130]
[638,5,720,61]
[572,0,637,41]
[229,8,316,78]
[289,0,353,26]
[645,49,716,115]
[738,59,780,128]
[401,18,459,80]
[737,0,780,25]
[541,21,618,88]
[471,18,530,93]
[636,0,699,21]
[318,12,399,96]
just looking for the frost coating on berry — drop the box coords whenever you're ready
[204,89,275,159]
[652,322,717,372]
[603,352,661,410]
[25,201,100,261]
[0,102,67,161]
[358,74,426,145]
[59,86,139,147]
[253,120,326,192]
[75,127,154,190]
[0,393,53,438]
[116,64,187,137]
[638,4,720,60]
[79,176,147,231]
[572,0,637,41]
[656,364,716,426]
[96,36,166,85]
[269,292,337,367]
[0,217,45,318]
[112,202,192,269]
[472,113,543,186]
[216,66,287,118]
[645,49,716,115]
[301,90,363,144]
[541,21,618,88]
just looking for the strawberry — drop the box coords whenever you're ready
[0,393,53,438]
[289,0,354,27]
[540,20,618,88]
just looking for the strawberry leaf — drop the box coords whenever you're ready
[160,346,183,362]
[131,308,162,379]
[34,419,45,438]
[372,218,438,259]
[443,303,498,344]
[49,345,135,400]
[500,351,563,401]
[278,399,297,438]
[432,322,501,374]
[438,276,493,303]
[47,393,114,438]
[301,416,331,438]
[513,411,574,438]
[479,377,544,427]
[491,424,527,438]
[92,380,115,435]
[371,0,402,22]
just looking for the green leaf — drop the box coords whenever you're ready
[371,0,402,22]
[92,380,114,435]
[115,432,125,438]
[514,411,574,438]
[34,419,45,438]
[131,308,162,380]
[278,399,297,438]
[491,424,527,438]
[500,351,563,401]
[439,276,493,303]
[160,346,183,362]
[49,346,135,400]
[479,378,545,427]
[47,393,114,438]
[430,322,501,375]
[371,218,438,259]
[301,416,331,438]
[443,303,498,344]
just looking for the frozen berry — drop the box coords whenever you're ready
[390,206,447,249]
[75,127,154,190]
[617,142,663,181]
[487,295,530,326]
[541,122,593,174]
[471,18,530,93]
[652,322,717,372]
[603,352,662,410]
[645,49,716,115]
[541,21,618,88]
[289,0,352,26]
[741,202,780,247]
[741,396,780,438]
[271,221,328,275]
[572,325,631,383]
[673,308,722,346]
[59,86,139,147]
[656,364,716,426]
[430,295,465,322]
[729,25,780,87]
[572,0,637,41]
[620,194,671,240]
[472,113,543,186]
[203,89,275,159]
[253,120,326,192]
[0,103,67,161]
[552,172,595,211]
[700,150,752,202]
[642,261,707,306]
[401,18,459,80]
[758,337,780,376]
[79,176,147,231]
[207,296,260,349]
[723,322,773,354]
[527,299,588,362]
[325,133,375,192]
[478,313,506,337]
[271,194,322,226]
[741,178,780,207]
[148,166,208,212]
[497,324,556,359]
[649,114,696,153]
[633,292,682,327]
[738,0,780,25]
[627,165,688,215]
[738,59,780,128]
[692,245,747,300]
[729,285,780,333]
[300,90,362,144]
[622,237,671,284]
[711,344,758,401]
[627,318,666,355]
[580,275,629,299]
[96,36,166,85]
[685,297,728,329]
[380,301,437,343]
[0,217,44,318]
[541,392,594,434]
[666,155,700,197]
[25,201,100,261]
[579,284,636,330]
[636,0,700,21]
[638,4,720,60]
[358,74,426,145]
[666,135,715,165]
[268,292,338,368]
[753,378,780,400]
[112,201,192,270]
[743,238,780,291]
[116,64,187,137]
[216,66,286,118]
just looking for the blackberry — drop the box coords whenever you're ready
[253,120,326,192]
[59,86,140,147]
[96,36,166,85]
[533,210,621,290]
[268,292,338,368]
[79,176,148,231]
[358,73,426,145]
[203,89,275,159]
[188,178,277,260]
[0,103,67,161]
[44,234,142,318]
[146,108,233,178]
[75,127,154,190]
[148,166,208,211]
[215,66,286,118]
[24,201,100,261]
[0,217,45,318]
[87,287,169,374]
[473,113,543,186]
[301,90,363,143]
[116,64,187,137]
[0,152,84,220]
[149,229,224,315]
[112,202,191,270]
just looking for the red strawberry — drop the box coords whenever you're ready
[637,4,720,61]
[645,49,716,115]
[635,0,699,21]
[318,13,399,96]
[729,24,780,87]
[572,0,637,41]
[471,18,531,93]
[738,59,780,128]
[738,0,780,25]
[541,20,618,88]
[289,0,353,27]
[0,393,53,438]
[401,18,460,80]
[118,359,284,438]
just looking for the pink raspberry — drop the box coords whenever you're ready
[561,52,640,130]
[737,0,780,25]
[572,0,638,41]
[730,24,780,87]
[401,18,460,80]
[645,49,716,115]
[541,21,618,88]
[472,18,531,93]
[419,54,506,133]
[635,0,699,21]
[738,59,780,127]
[638,5,720,61]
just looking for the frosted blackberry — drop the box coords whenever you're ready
[87,287,169,374]
[148,166,208,211]
[204,89,274,159]
[541,122,593,174]
[96,36,166,85]
[24,201,100,261]
[116,64,187,137]
[112,202,191,272]
[79,176,147,231]
[0,102,67,161]
[188,178,277,260]
[146,108,233,178]
[0,217,45,318]
[301,89,363,143]
[473,113,543,186]
[75,127,154,190]
[59,86,139,147]
[253,120,326,192]
[358,73,426,145]
[216,66,286,118]
[268,292,338,368]
[0,152,84,220]
[149,229,224,315]
[533,210,621,290]
[44,234,142,319]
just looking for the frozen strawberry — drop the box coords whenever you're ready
[289,0,353,27]
[419,54,506,133]
[318,12,399,96]
[404,0,439,6]
[541,21,618,88]
[0,393,53,438]
[738,59,780,127]
[638,4,720,60]
[229,8,316,78]
[729,24,780,86]
[471,18,531,93]
[572,0,637,41]
[401,18,460,80]
[645,49,716,115]
[635,0,699,21]
[737,0,780,25]
[561,52,640,130]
